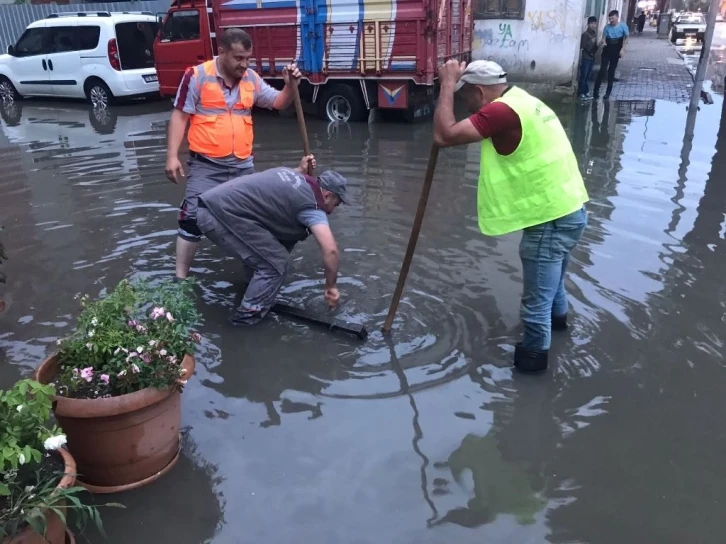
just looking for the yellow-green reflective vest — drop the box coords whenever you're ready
[477,86,589,236]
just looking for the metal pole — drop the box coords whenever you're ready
[382,144,440,334]
[686,0,720,137]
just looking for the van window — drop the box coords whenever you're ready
[49,26,101,53]
[14,28,51,57]
[161,10,201,42]
[115,21,160,70]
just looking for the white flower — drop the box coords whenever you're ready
[43,434,67,451]
[16,405,24,413]
[159,349,167,356]
[86,342,93,349]
[91,317,98,326]
[136,346,144,353]
[148,340,157,347]
[18,453,26,465]
[166,312,174,322]
[87,330,95,338]
[24,486,35,493]
[118,369,127,377]
[131,364,140,374]
[114,347,121,355]
[56,339,62,346]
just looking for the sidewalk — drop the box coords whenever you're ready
[602,26,694,103]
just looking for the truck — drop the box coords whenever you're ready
[152,0,473,122]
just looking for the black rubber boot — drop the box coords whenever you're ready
[552,313,568,331]
[514,344,548,373]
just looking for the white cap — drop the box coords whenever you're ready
[454,60,508,91]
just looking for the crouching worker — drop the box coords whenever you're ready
[196,155,349,325]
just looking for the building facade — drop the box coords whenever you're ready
[471,0,628,89]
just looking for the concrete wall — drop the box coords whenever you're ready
[472,0,586,87]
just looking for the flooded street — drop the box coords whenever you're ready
[1,90,726,543]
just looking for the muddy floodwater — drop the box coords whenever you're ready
[1,94,726,543]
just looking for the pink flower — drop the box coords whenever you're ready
[131,364,141,374]
[141,353,152,364]
[99,374,110,384]
[168,355,178,364]
[166,312,174,322]
[128,319,138,328]
[150,307,165,320]
[72,368,79,376]
[136,324,147,333]
[190,332,202,343]
[80,367,94,382]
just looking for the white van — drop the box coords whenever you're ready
[0,12,160,107]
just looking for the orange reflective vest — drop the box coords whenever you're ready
[187,60,257,159]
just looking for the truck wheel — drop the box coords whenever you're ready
[318,84,366,122]
[0,76,20,102]
[85,78,114,108]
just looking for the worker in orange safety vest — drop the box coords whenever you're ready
[165,28,302,281]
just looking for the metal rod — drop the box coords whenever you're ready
[291,77,312,174]
[382,144,440,334]
[686,0,720,137]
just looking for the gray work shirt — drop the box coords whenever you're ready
[173,58,280,169]
[200,167,328,273]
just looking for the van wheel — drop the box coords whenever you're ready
[318,84,367,122]
[0,77,20,102]
[85,79,114,108]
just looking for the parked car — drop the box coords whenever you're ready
[670,13,706,43]
[0,11,160,107]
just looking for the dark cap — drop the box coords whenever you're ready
[318,170,350,205]
[587,16,597,23]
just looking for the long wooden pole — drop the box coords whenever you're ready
[291,78,313,174]
[382,144,440,334]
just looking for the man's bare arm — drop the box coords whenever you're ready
[433,81,484,148]
[167,109,189,158]
[165,109,190,183]
[309,223,339,288]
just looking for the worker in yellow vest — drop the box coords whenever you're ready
[433,59,589,373]
[165,28,302,281]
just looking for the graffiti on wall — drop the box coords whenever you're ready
[473,23,530,52]
[525,0,578,44]
[473,23,531,74]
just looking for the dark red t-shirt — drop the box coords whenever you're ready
[467,98,522,156]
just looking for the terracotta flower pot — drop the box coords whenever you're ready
[34,354,195,494]
[2,448,76,544]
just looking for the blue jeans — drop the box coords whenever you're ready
[577,58,594,96]
[519,207,588,351]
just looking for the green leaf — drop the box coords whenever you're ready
[0,483,10,496]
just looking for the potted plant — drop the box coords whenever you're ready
[1,379,114,544]
[34,279,201,494]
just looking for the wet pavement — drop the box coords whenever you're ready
[1,89,726,543]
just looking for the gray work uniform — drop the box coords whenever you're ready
[173,59,280,241]
[197,167,328,325]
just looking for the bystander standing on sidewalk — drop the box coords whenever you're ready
[578,16,599,100]
[594,10,629,100]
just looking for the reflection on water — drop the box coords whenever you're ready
[1,94,726,543]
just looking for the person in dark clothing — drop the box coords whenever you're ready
[578,16,599,99]
[594,9,629,100]
[637,11,646,33]
[196,155,350,326]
